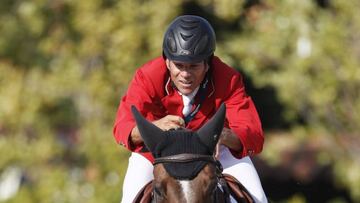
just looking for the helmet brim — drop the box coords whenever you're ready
[163,50,208,64]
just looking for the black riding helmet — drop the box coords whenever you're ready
[163,15,216,63]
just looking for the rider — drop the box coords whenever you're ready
[113,15,267,203]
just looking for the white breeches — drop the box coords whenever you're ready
[121,146,267,203]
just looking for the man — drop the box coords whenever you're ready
[113,15,267,203]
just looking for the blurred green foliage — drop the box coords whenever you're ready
[0,0,359,202]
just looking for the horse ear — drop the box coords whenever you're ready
[131,106,166,152]
[197,103,226,152]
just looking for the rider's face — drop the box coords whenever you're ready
[166,59,209,96]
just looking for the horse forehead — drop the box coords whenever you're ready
[179,180,195,203]
[153,164,216,202]
[174,165,218,202]
[154,163,217,186]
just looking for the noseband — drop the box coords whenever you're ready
[154,153,223,179]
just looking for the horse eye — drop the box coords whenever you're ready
[154,186,163,196]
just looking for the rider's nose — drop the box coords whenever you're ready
[180,69,191,78]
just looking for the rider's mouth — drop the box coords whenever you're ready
[179,80,192,87]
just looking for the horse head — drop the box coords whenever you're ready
[131,104,226,203]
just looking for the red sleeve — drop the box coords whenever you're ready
[112,69,159,152]
[224,74,264,158]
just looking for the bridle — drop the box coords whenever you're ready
[154,153,218,165]
[131,104,253,203]
[153,153,232,203]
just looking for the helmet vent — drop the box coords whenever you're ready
[167,31,177,53]
[180,33,193,41]
[194,35,208,54]
[180,18,199,30]
[180,23,197,31]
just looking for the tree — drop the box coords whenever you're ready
[1,0,359,202]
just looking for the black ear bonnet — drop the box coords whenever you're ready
[131,104,226,180]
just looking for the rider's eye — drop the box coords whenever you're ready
[174,63,183,68]
[154,187,167,201]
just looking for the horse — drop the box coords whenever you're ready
[131,104,254,203]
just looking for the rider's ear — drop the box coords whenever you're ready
[131,106,166,152]
[165,59,171,70]
[204,61,209,72]
[197,103,226,152]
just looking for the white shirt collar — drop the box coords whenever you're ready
[180,87,199,116]
[178,86,199,103]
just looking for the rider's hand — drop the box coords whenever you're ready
[152,115,185,131]
[130,115,185,146]
[214,128,229,159]
[214,127,243,159]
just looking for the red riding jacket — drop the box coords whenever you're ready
[113,56,264,162]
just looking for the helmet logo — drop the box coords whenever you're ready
[180,50,191,55]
